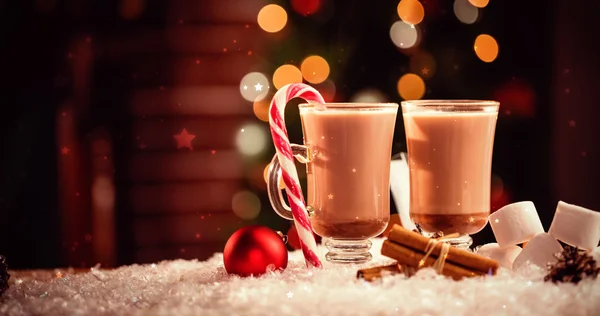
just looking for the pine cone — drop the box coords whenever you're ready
[544,245,600,284]
[0,255,9,296]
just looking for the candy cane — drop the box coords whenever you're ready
[269,83,324,268]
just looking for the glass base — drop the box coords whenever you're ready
[324,238,373,264]
[436,234,473,250]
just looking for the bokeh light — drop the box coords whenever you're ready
[493,80,536,117]
[263,164,286,189]
[468,0,489,8]
[119,0,145,20]
[453,0,479,24]
[397,73,426,100]
[397,0,425,25]
[291,0,321,16]
[231,191,261,220]
[474,34,499,63]
[273,64,303,89]
[240,72,270,102]
[390,21,419,49]
[257,4,288,33]
[409,51,437,79]
[253,98,270,122]
[491,178,511,213]
[300,55,330,84]
[236,123,268,157]
[351,89,387,103]
[313,79,336,102]
[92,176,115,209]
[491,174,504,201]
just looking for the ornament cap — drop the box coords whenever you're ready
[276,231,288,244]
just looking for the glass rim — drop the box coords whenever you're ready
[401,100,499,107]
[299,102,399,109]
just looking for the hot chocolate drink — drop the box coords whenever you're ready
[403,110,498,235]
[299,104,398,240]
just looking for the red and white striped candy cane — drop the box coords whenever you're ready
[269,83,324,268]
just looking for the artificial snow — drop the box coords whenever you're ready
[2,238,599,316]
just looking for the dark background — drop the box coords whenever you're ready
[1,0,598,269]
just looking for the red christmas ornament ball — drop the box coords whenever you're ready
[223,225,288,277]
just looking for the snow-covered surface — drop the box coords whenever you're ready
[2,238,599,316]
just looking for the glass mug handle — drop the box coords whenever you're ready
[267,143,314,220]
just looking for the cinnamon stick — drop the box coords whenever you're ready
[381,240,484,280]
[387,225,499,274]
[356,263,418,281]
[356,263,401,281]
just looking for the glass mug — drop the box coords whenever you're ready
[401,100,499,249]
[267,102,398,263]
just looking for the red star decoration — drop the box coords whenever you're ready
[211,149,216,155]
[61,146,70,155]
[569,120,576,127]
[247,51,253,56]
[174,128,196,150]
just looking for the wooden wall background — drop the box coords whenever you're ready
[57,0,270,267]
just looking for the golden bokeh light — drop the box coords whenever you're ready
[273,64,303,89]
[257,4,288,33]
[468,0,489,8]
[397,0,425,25]
[409,51,436,79]
[314,79,336,102]
[263,164,286,189]
[253,98,270,122]
[397,73,426,100]
[454,0,479,24]
[301,55,330,84]
[474,34,499,63]
[240,72,270,102]
[390,21,419,49]
[236,123,268,157]
[232,191,261,220]
[351,89,387,103]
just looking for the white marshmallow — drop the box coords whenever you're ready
[512,233,563,270]
[548,201,600,251]
[592,247,600,263]
[489,201,545,248]
[476,243,522,270]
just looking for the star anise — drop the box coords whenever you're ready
[544,245,600,284]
